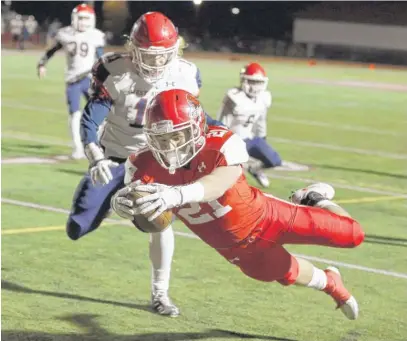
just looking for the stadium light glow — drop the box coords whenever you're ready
[193,0,203,6]
[231,7,240,15]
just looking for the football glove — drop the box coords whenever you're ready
[90,159,119,186]
[133,183,183,221]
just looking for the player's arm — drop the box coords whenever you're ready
[95,47,104,58]
[37,41,63,78]
[132,134,249,221]
[179,134,248,202]
[81,57,118,185]
[216,93,235,127]
[95,31,106,59]
[194,67,202,97]
[181,165,242,202]
[205,112,225,127]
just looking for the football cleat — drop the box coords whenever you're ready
[289,182,335,206]
[248,167,270,188]
[151,290,180,317]
[323,267,359,320]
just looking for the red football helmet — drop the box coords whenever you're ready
[144,89,206,173]
[127,12,179,84]
[71,4,95,32]
[240,62,269,97]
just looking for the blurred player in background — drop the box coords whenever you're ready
[112,89,365,321]
[37,4,105,159]
[218,62,308,188]
[66,11,221,317]
[10,14,24,49]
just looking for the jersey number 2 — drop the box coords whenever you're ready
[177,200,232,224]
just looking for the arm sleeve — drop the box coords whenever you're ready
[196,67,202,89]
[80,98,111,145]
[81,57,113,145]
[38,42,63,66]
[95,47,104,59]
[205,112,225,127]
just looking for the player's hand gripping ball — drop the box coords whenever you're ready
[126,189,173,233]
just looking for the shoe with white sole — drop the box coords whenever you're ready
[323,266,359,320]
[151,290,180,317]
[248,167,270,188]
[289,182,335,206]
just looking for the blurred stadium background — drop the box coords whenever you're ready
[2,1,407,65]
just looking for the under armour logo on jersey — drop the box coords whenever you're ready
[198,162,206,173]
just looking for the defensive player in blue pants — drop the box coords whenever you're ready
[66,11,223,317]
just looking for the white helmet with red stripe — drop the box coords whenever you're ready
[240,62,269,97]
[71,4,96,32]
[127,12,179,84]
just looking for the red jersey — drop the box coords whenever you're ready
[126,126,268,249]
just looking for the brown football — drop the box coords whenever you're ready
[126,190,173,233]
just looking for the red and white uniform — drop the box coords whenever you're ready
[126,126,364,285]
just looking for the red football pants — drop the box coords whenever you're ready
[216,194,365,285]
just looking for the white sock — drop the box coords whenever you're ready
[149,225,175,293]
[69,111,84,153]
[307,267,328,290]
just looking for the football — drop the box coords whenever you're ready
[126,190,173,233]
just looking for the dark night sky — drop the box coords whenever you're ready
[7,1,317,39]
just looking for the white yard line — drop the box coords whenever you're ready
[268,137,407,160]
[2,197,407,280]
[270,116,402,137]
[3,101,402,137]
[3,131,407,195]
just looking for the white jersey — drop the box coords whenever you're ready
[56,26,105,83]
[10,18,23,35]
[217,88,272,140]
[95,54,200,159]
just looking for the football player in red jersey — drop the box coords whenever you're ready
[111,89,365,320]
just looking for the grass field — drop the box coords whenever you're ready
[1,50,407,341]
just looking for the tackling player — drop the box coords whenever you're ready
[112,89,365,320]
[37,4,105,159]
[218,62,306,188]
[66,12,221,317]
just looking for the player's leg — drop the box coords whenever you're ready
[263,184,365,248]
[66,163,126,240]
[248,137,282,168]
[245,137,281,188]
[149,226,179,317]
[259,184,364,319]
[81,76,91,102]
[66,81,85,159]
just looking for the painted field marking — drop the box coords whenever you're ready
[2,100,403,137]
[2,198,407,280]
[336,195,407,204]
[3,99,406,158]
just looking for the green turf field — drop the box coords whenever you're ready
[2,51,407,341]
